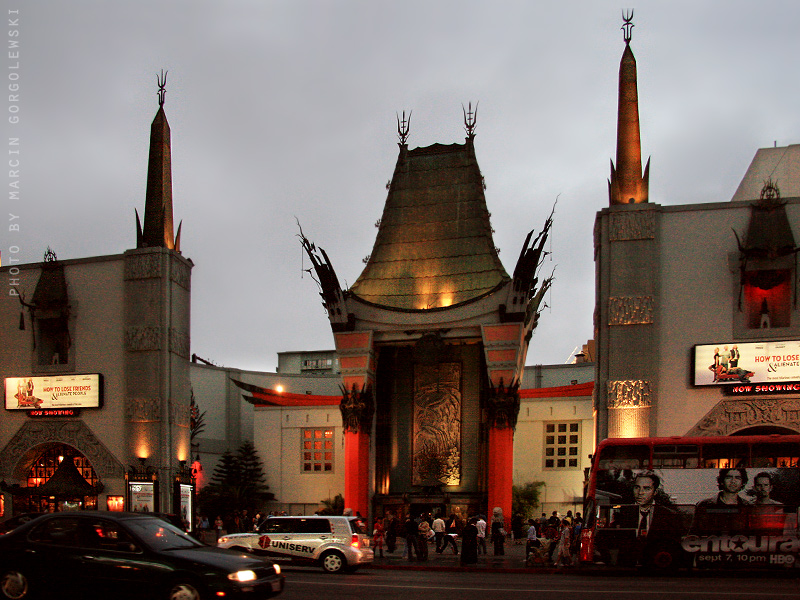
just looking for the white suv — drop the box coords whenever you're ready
[217,515,373,573]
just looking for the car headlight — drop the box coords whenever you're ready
[218,536,230,544]
[228,570,257,582]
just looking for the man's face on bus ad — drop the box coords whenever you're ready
[722,470,744,494]
[754,476,772,500]
[633,476,656,507]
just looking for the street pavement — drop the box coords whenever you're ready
[368,537,563,572]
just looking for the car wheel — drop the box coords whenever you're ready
[168,581,203,600]
[320,551,347,573]
[647,544,680,572]
[0,570,31,600]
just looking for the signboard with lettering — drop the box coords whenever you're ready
[128,482,156,513]
[179,484,193,531]
[693,341,800,387]
[4,374,102,410]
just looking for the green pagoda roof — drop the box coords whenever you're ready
[349,140,509,310]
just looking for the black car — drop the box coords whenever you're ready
[0,514,43,535]
[0,512,284,600]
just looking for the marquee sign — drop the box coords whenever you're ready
[693,341,800,387]
[4,374,103,410]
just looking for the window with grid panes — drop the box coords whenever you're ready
[302,429,334,473]
[544,422,580,469]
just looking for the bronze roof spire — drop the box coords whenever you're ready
[609,10,650,205]
[136,70,181,251]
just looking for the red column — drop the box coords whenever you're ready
[487,426,514,526]
[344,430,370,517]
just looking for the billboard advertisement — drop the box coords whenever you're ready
[4,374,102,410]
[594,467,800,569]
[693,341,800,386]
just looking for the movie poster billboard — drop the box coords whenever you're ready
[4,374,102,410]
[128,481,156,513]
[693,341,800,386]
[594,467,800,569]
[179,484,193,532]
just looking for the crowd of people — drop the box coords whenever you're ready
[369,507,583,567]
[195,509,289,541]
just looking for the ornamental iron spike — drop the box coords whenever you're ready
[396,110,411,145]
[463,101,478,138]
[157,69,168,107]
[622,9,634,45]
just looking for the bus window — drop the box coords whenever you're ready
[596,444,649,470]
[652,444,699,469]
[752,442,800,468]
[700,443,749,468]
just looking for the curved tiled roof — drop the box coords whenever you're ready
[349,140,509,310]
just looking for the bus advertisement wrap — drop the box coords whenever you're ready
[693,341,800,386]
[585,436,800,571]
[593,467,799,569]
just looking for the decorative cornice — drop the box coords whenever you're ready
[608,296,654,325]
[169,328,190,358]
[339,384,375,434]
[124,253,162,280]
[125,326,162,352]
[487,379,521,430]
[687,397,800,437]
[126,397,161,423]
[0,420,124,480]
[170,255,191,290]
[609,211,655,241]
[606,379,652,408]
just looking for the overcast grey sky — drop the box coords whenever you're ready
[6,1,800,372]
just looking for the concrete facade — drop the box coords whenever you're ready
[189,356,594,518]
[594,146,800,441]
[0,247,193,516]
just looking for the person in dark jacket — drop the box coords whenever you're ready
[404,514,419,561]
[460,517,479,565]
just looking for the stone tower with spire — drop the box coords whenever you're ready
[609,12,650,206]
[595,13,659,440]
[124,71,193,512]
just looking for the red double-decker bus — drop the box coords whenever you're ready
[580,434,800,571]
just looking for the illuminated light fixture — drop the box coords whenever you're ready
[275,385,284,393]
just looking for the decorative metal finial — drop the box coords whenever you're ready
[157,69,168,107]
[43,247,57,262]
[760,178,781,203]
[463,101,478,139]
[622,9,634,45]
[397,110,411,145]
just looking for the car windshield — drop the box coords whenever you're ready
[125,517,202,550]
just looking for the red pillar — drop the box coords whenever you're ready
[344,430,370,518]
[487,426,514,526]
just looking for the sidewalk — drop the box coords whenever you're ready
[367,538,565,572]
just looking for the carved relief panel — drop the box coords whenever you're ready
[412,362,461,486]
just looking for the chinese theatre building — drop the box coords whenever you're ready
[296,110,554,522]
[594,17,800,441]
[0,78,194,519]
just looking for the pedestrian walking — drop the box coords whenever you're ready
[403,514,418,561]
[460,517,479,565]
[491,507,506,555]
[476,514,487,555]
[417,517,430,561]
[439,513,460,554]
[554,519,572,567]
[372,519,385,558]
[432,514,446,552]
[385,511,397,553]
